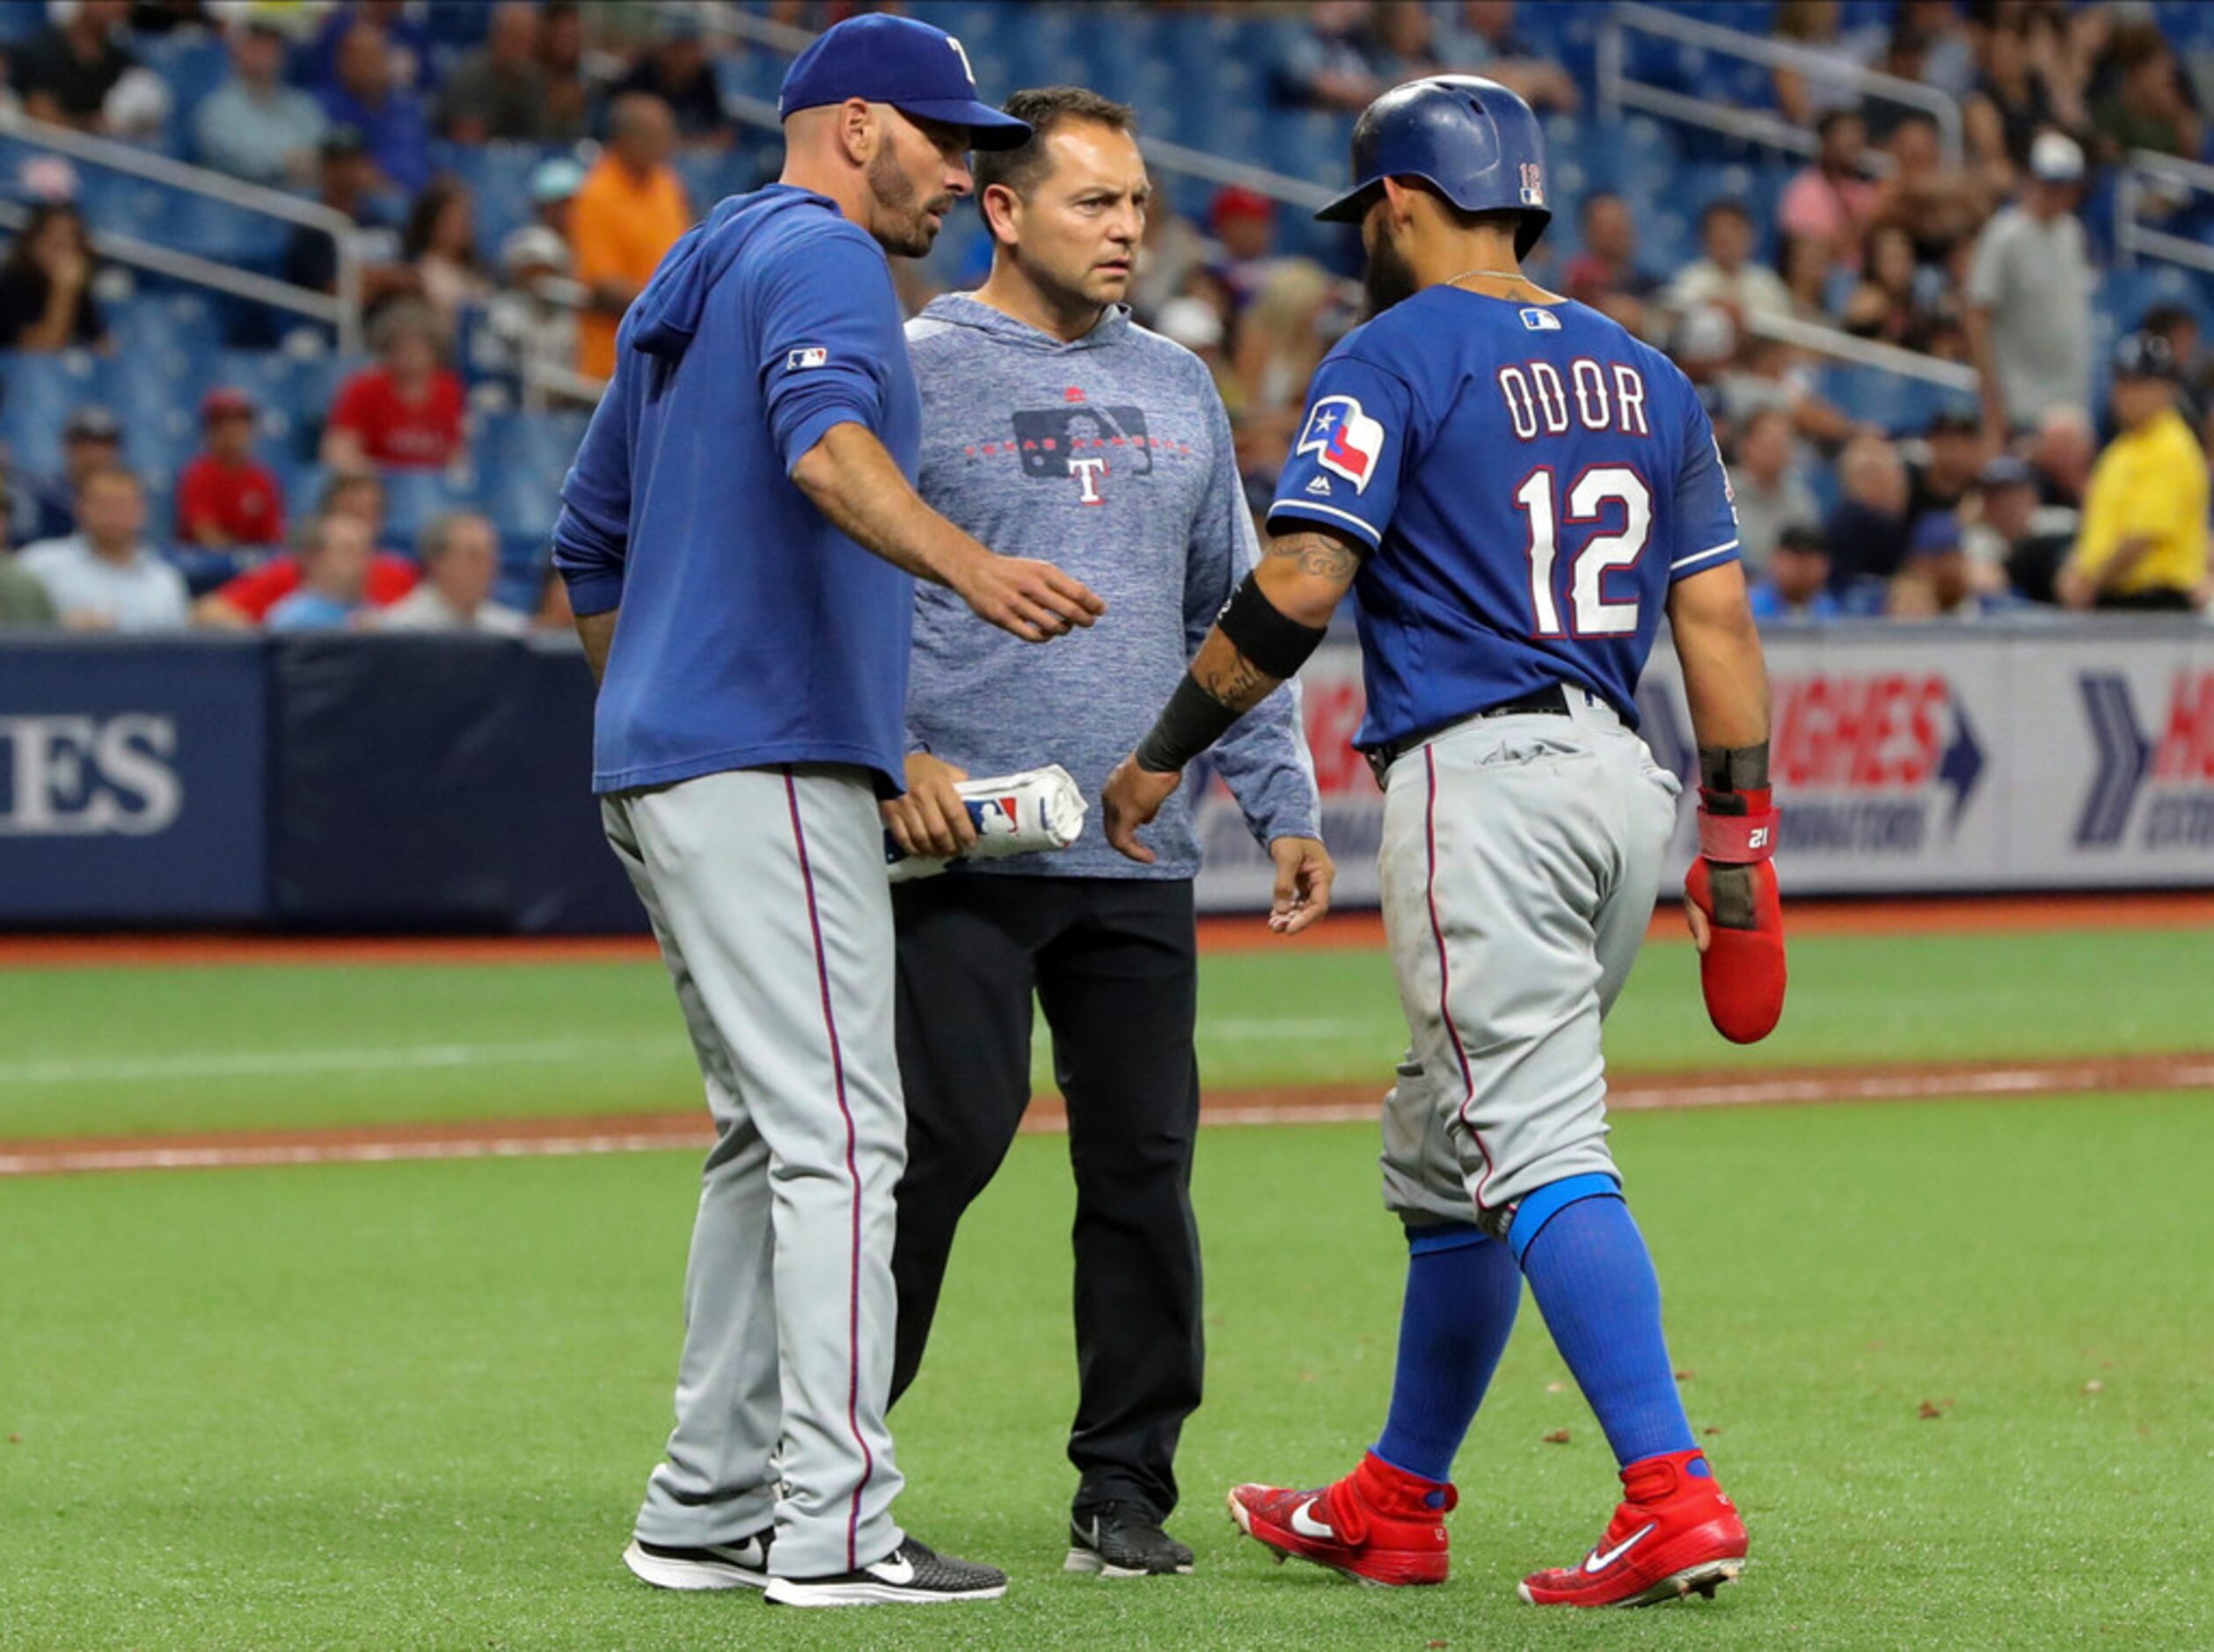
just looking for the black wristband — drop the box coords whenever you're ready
[1135,674,1240,773]
[1699,742,1770,795]
[1218,572,1328,682]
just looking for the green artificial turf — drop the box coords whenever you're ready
[3,1094,2210,1648]
[1,925,2210,1139]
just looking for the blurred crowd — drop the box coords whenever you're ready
[0,0,2209,636]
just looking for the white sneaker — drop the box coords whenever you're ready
[621,1531,771,1590]
[764,1535,1007,1606]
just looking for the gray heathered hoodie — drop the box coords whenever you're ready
[903,294,1319,881]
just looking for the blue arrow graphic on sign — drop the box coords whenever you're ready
[2073,674,2153,848]
[1936,694,1984,832]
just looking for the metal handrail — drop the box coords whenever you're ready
[1744,309,1979,392]
[0,106,362,351]
[2115,148,2214,276]
[711,15,1341,216]
[0,198,344,328]
[1602,2,1964,166]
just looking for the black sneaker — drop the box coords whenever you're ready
[1066,1503,1195,1577]
[763,1535,1007,1606]
[621,1530,771,1590]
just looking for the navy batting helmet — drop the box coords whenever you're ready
[1315,75,1552,257]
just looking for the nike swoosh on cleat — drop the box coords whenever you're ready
[1582,1522,1656,1574]
[870,1553,916,1586]
[1288,1499,1336,1541]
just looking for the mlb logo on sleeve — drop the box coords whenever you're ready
[786,347,829,370]
[1295,395,1386,493]
[1520,307,1561,332]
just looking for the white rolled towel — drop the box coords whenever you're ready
[886,764,1087,883]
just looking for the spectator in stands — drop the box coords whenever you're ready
[323,303,467,473]
[435,2,551,143]
[380,510,527,635]
[1776,232,1839,322]
[284,128,409,305]
[267,511,377,632]
[400,176,490,340]
[1870,115,1991,267]
[1435,1,1579,113]
[609,11,732,150]
[1130,201,1209,324]
[0,201,106,354]
[0,544,58,627]
[571,92,689,381]
[1562,192,1656,334]
[1826,432,1915,596]
[530,157,587,242]
[1748,524,1840,622]
[318,18,431,196]
[1663,200,1794,331]
[1965,3,2086,186]
[1274,0,1383,113]
[20,405,121,544]
[303,0,427,98]
[2090,22,2203,164]
[175,388,286,553]
[2141,304,2210,428]
[1368,0,1444,83]
[537,1,592,144]
[1779,111,1879,270]
[1154,294,1229,389]
[193,18,327,188]
[1231,259,1337,479]
[1966,131,2091,442]
[195,471,419,627]
[11,0,135,134]
[1899,0,1977,99]
[1771,0,1884,127]
[2029,404,2095,510]
[1730,407,1820,579]
[1969,452,2072,604]
[1670,303,1737,424]
[2057,333,2210,613]
[1726,335,1861,450]
[1884,512,1996,620]
[1207,186,1277,314]
[18,465,187,632]
[1906,404,1990,523]
[482,225,580,396]
[1840,223,1956,355]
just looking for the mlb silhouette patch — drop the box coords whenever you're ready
[1520,308,1561,332]
[786,347,829,369]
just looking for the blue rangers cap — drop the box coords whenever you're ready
[778,15,1032,150]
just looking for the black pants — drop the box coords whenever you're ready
[888,874,1202,1521]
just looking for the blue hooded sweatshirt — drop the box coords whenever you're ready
[552,185,920,797]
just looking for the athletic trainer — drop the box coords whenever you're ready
[552,17,1101,1609]
[883,88,1331,1578]
[1102,77,1787,1607]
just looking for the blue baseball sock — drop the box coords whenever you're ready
[1370,1224,1522,1487]
[1509,1176,1696,1470]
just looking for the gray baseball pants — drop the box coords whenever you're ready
[602,763,905,1579]
[1375,691,1682,1235]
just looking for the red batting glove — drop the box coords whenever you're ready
[1684,786,1786,1044]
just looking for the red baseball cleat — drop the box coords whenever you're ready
[1518,1449,1747,1607]
[1226,1451,1455,1587]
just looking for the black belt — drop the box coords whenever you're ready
[1364,683,1572,784]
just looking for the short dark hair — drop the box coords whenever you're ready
[1777,523,1828,558]
[972,86,1137,203]
[1700,198,1752,232]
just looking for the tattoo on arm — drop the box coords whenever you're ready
[1196,649,1273,711]
[1265,530,1362,582]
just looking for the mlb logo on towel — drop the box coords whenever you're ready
[786,347,829,369]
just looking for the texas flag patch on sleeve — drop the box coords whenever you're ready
[1295,395,1386,493]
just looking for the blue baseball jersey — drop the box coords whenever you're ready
[1268,289,1738,747]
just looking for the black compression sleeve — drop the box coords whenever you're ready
[1134,674,1240,774]
[1218,572,1328,681]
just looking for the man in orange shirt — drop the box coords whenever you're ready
[572,91,690,378]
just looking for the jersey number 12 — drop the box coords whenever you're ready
[1515,465,1652,638]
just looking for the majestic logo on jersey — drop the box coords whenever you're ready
[1296,396,1386,493]
[785,347,829,369]
[1520,307,1561,332]
[1305,474,1334,495]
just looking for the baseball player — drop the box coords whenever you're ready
[552,16,1102,1609]
[1101,77,1787,1607]
[880,86,1330,1580]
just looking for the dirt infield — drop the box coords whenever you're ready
[4,1050,2207,1179]
[0,891,2210,970]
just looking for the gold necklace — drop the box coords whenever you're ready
[1445,267,1527,286]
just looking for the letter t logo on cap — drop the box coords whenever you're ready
[946,34,975,87]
